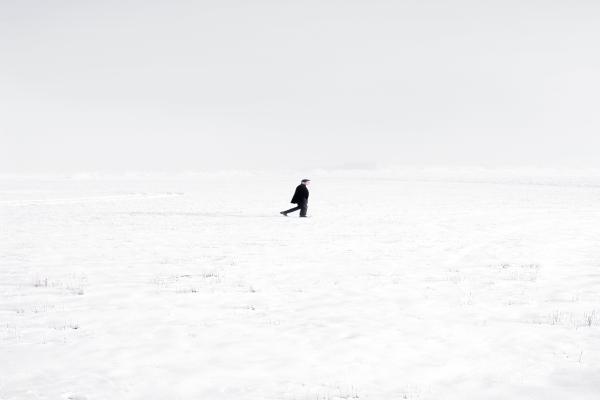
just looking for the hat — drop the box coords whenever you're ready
[301,179,311,183]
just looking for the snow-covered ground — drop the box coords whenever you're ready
[1,169,600,399]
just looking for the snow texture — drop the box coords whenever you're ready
[1,169,600,399]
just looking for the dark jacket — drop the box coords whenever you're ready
[291,184,309,204]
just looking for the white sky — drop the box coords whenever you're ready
[1,0,599,172]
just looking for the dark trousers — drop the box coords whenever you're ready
[283,200,307,217]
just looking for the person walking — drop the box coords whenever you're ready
[280,179,310,217]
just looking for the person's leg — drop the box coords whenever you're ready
[299,199,308,217]
[281,205,301,215]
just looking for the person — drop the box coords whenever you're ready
[280,179,310,217]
